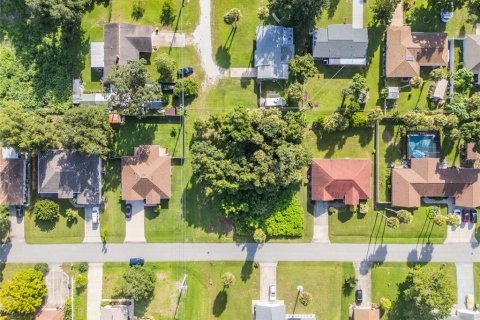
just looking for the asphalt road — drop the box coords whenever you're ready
[2,242,480,263]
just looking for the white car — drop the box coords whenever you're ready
[92,207,99,225]
[269,285,277,301]
[454,208,462,222]
[440,11,453,23]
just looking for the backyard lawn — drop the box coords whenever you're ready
[103,261,259,319]
[378,124,402,202]
[25,197,85,244]
[277,262,356,320]
[371,262,457,319]
[316,0,354,27]
[329,204,448,243]
[101,160,126,243]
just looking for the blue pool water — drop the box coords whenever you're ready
[407,134,438,158]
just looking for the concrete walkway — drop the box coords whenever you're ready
[352,0,364,29]
[84,207,101,243]
[230,68,257,78]
[456,263,474,310]
[9,207,24,243]
[313,201,330,243]
[354,261,372,308]
[87,263,104,320]
[391,1,404,26]
[44,264,69,309]
[152,32,186,48]
[259,262,277,301]
[124,201,146,243]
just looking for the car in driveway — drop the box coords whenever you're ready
[355,289,363,304]
[462,209,470,223]
[92,207,99,225]
[269,285,277,301]
[15,206,23,218]
[177,66,194,78]
[159,83,175,93]
[125,203,132,219]
[129,258,145,266]
[470,209,478,223]
[454,208,462,222]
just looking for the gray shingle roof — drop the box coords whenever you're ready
[255,25,294,80]
[254,303,286,320]
[38,150,102,205]
[464,34,480,74]
[312,24,368,59]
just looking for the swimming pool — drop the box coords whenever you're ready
[407,133,440,159]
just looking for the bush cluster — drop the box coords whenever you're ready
[264,197,304,237]
[33,199,60,222]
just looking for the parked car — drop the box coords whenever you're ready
[125,203,132,219]
[269,285,277,301]
[91,207,99,225]
[159,83,175,93]
[470,209,478,223]
[177,66,194,78]
[462,209,470,223]
[454,208,462,222]
[440,11,453,23]
[355,289,363,304]
[15,206,23,218]
[129,258,145,266]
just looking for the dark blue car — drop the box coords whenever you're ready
[129,258,145,266]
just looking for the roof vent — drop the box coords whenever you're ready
[406,55,415,62]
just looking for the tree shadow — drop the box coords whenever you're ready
[34,218,58,232]
[215,46,231,69]
[241,243,258,282]
[337,209,353,223]
[212,290,228,317]
[408,5,446,32]
[144,206,161,220]
[327,0,340,19]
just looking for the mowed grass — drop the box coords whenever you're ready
[371,263,457,319]
[316,0,353,27]
[63,263,88,320]
[378,124,402,202]
[101,160,126,243]
[329,204,448,243]
[103,261,259,319]
[113,116,183,157]
[211,0,263,68]
[474,263,480,299]
[277,262,356,320]
[0,264,35,283]
[25,197,85,244]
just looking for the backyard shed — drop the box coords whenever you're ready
[387,87,400,99]
[433,79,448,100]
[90,42,105,69]
[72,79,81,105]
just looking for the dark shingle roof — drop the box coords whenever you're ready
[312,25,368,59]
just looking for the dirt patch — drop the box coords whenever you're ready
[156,272,168,281]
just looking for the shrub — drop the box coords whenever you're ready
[344,276,357,292]
[286,82,303,107]
[155,53,176,83]
[446,214,460,227]
[328,206,338,215]
[379,297,392,311]
[120,265,156,301]
[366,108,384,126]
[101,227,109,244]
[79,262,88,273]
[0,206,10,240]
[257,6,269,20]
[65,209,78,224]
[344,101,361,116]
[34,263,49,277]
[453,68,474,93]
[433,214,446,226]
[430,67,449,81]
[314,115,325,131]
[63,299,72,320]
[224,8,241,25]
[132,0,145,19]
[265,197,304,237]
[173,78,199,98]
[427,206,440,219]
[380,88,388,99]
[33,199,60,221]
[396,209,413,224]
[409,76,424,88]
[322,112,349,132]
[75,274,87,291]
[359,203,369,214]
[351,113,368,128]
[221,272,235,288]
[253,228,267,243]
[468,92,480,112]
[299,291,312,306]
[386,217,400,229]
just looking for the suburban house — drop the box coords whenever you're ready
[100,300,134,320]
[121,145,171,205]
[0,147,25,206]
[386,26,448,78]
[391,158,480,208]
[311,159,371,206]
[91,23,153,79]
[253,301,316,320]
[463,34,480,85]
[38,150,102,206]
[311,24,368,65]
[353,307,380,320]
[254,25,294,80]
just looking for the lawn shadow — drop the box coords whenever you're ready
[337,209,353,223]
[34,218,58,232]
[213,290,228,317]
[215,46,231,69]
[103,159,121,192]
[145,206,161,220]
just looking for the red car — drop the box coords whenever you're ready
[462,209,470,223]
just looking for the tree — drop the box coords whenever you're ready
[409,76,424,88]
[224,8,241,28]
[65,209,79,224]
[58,105,113,158]
[366,107,384,126]
[221,272,236,288]
[253,228,267,243]
[191,108,309,232]
[386,217,400,229]
[155,53,176,83]
[75,274,87,291]
[257,6,269,20]
[173,78,199,98]
[461,121,480,152]
[268,0,328,29]
[132,0,145,20]
[351,113,368,128]
[299,291,312,306]
[0,206,11,241]
[371,0,401,25]
[322,112,350,132]
[289,54,317,83]
[344,276,358,292]
[379,297,392,311]
[0,269,47,317]
[428,0,467,11]
[25,0,91,28]
[453,68,474,93]
[446,214,460,227]
[34,263,49,277]
[393,266,455,320]
[430,67,449,81]
[286,82,303,107]
[106,60,162,116]
[0,101,58,155]
[468,92,480,112]
[33,199,60,222]
[359,203,369,214]
[445,94,469,121]
[396,209,413,224]
[160,0,176,26]
[433,214,446,226]
[344,74,369,103]
[79,262,88,273]
[120,265,156,301]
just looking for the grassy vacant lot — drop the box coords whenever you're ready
[103,261,259,319]
[329,204,448,243]
[371,263,457,319]
[102,160,126,243]
[63,263,87,320]
[25,197,85,244]
[211,0,263,68]
[277,262,355,320]
[113,116,183,158]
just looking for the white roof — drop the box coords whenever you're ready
[327,58,367,65]
[433,79,448,99]
[91,42,105,68]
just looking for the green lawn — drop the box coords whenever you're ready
[474,264,480,302]
[316,0,353,27]
[25,197,85,244]
[63,263,88,320]
[211,0,262,68]
[103,261,259,319]
[371,262,457,319]
[0,263,35,283]
[329,204,448,243]
[277,262,355,319]
[101,160,126,243]
[378,124,402,202]
[113,116,183,157]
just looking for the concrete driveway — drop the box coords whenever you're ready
[313,201,329,243]
[456,263,474,310]
[352,0,364,29]
[44,264,70,309]
[124,201,146,243]
[259,262,277,301]
[445,222,477,243]
[84,207,101,243]
[354,261,372,308]
[9,207,24,243]
[87,263,103,320]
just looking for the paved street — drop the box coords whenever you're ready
[87,263,103,320]
[2,242,480,263]
[124,201,146,243]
